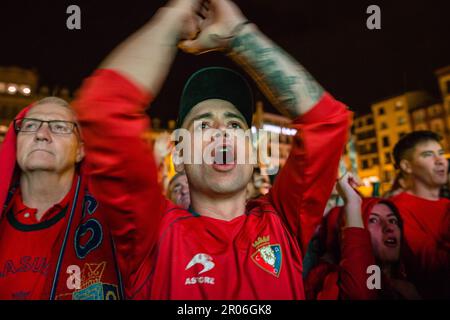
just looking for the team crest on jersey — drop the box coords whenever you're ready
[251,235,282,277]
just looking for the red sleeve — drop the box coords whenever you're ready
[338,227,377,300]
[268,93,350,255]
[73,69,166,295]
[304,262,339,300]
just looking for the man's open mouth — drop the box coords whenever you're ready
[211,144,236,172]
[213,145,235,165]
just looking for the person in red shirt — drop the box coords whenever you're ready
[73,0,350,299]
[390,130,450,299]
[167,172,190,210]
[305,172,420,300]
[0,97,122,300]
[246,168,272,200]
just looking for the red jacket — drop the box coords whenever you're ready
[304,200,377,300]
[390,192,450,299]
[305,198,421,300]
[73,69,350,299]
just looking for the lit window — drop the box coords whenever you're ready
[397,117,406,125]
[362,160,370,169]
[385,152,391,164]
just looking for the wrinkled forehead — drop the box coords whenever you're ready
[182,99,247,128]
[26,103,75,121]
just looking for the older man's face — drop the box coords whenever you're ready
[16,103,84,174]
[168,174,190,209]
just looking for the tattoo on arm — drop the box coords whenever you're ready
[229,28,324,117]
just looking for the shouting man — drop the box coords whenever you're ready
[74,0,350,299]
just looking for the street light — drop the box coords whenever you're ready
[7,85,17,94]
[21,86,31,95]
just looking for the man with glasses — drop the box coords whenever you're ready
[0,97,122,300]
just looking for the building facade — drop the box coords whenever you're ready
[354,66,450,195]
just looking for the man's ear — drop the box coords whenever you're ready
[399,159,412,175]
[76,141,85,163]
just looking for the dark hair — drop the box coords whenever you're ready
[393,130,442,169]
[377,200,404,232]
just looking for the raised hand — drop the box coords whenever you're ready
[337,172,364,228]
[336,171,363,205]
[178,0,248,54]
[166,0,205,41]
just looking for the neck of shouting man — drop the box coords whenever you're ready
[19,167,75,221]
[189,187,247,221]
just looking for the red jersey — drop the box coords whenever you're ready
[305,227,377,300]
[0,178,75,299]
[390,192,450,299]
[74,69,350,299]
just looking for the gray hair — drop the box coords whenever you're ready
[31,96,82,139]
[34,96,71,109]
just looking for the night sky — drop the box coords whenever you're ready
[1,0,449,121]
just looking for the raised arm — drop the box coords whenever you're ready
[336,173,377,300]
[179,0,324,116]
[73,0,202,297]
[101,0,202,94]
[179,0,350,253]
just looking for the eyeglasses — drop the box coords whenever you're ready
[14,118,78,135]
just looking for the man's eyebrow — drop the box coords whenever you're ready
[187,112,213,128]
[419,149,445,155]
[224,112,246,123]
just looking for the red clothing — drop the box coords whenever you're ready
[0,107,122,300]
[390,192,450,299]
[304,198,421,300]
[0,180,75,299]
[74,69,350,299]
[304,205,377,300]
